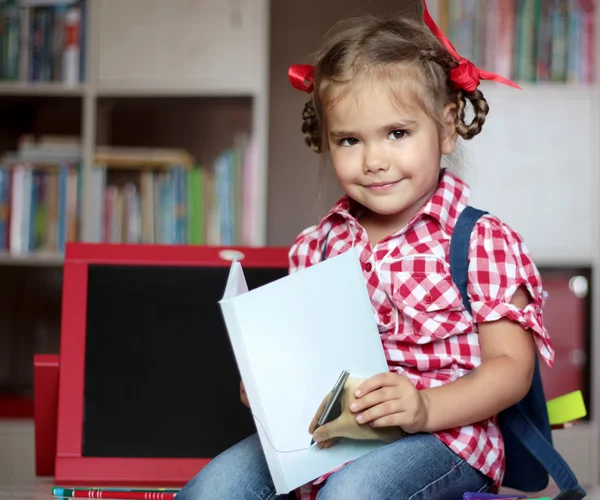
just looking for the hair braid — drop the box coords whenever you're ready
[455,89,489,140]
[419,48,455,69]
[301,100,322,153]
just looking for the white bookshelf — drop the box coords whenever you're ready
[463,8,600,490]
[0,82,85,96]
[0,0,270,265]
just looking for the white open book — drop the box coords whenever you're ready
[218,248,389,494]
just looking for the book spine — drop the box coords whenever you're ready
[188,166,199,245]
[28,169,40,251]
[0,168,9,250]
[5,0,20,80]
[63,4,79,85]
[52,4,66,82]
[57,164,67,250]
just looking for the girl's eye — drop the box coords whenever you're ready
[339,137,359,147]
[389,130,408,140]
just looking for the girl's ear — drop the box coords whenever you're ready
[440,103,458,155]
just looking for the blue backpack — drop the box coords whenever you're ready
[450,206,586,500]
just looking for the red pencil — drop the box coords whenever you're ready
[52,487,178,499]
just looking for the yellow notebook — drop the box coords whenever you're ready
[547,390,587,426]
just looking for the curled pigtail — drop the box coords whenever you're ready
[455,88,489,140]
[301,99,322,153]
[420,48,456,70]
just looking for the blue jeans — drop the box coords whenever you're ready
[176,432,493,500]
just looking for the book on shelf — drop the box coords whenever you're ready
[0,159,79,255]
[427,0,595,84]
[0,133,260,255]
[91,136,256,247]
[0,0,86,85]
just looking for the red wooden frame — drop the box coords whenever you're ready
[34,354,60,476]
[0,395,33,419]
[55,242,291,486]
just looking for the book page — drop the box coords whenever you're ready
[222,259,249,300]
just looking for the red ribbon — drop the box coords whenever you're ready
[288,64,315,93]
[288,2,521,95]
[422,0,521,92]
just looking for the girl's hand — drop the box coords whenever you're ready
[350,372,429,434]
[240,381,250,408]
[310,376,406,447]
[308,392,342,449]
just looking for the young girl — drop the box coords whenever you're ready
[177,2,554,499]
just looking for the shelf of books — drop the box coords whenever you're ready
[3,0,593,91]
[0,0,86,87]
[428,0,596,86]
[91,94,260,245]
[0,132,259,264]
[0,0,596,267]
[91,139,256,248]
[0,0,268,265]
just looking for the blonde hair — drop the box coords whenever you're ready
[301,15,489,153]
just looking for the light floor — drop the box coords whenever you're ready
[4,482,157,500]
[1,421,598,499]
[0,481,599,500]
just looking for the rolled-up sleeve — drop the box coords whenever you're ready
[466,215,555,367]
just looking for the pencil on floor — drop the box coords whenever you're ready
[51,487,179,499]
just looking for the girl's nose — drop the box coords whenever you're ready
[363,146,390,174]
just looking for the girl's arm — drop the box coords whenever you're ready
[419,285,536,433]
[312,219,551,443]
[337,285,537,438]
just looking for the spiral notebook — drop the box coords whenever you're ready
[218,248,389,494]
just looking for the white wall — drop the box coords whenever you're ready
[462,84,597,266]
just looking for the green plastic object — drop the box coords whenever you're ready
[546,390,587,426]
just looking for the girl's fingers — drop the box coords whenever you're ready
[349,386,399,413]
[317,438,340,449]
[370,414,402,428]
[356,400,403,425]
[312,418,346,443]
[354,372,400,398]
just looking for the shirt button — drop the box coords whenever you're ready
[364,262,373,272]
[383,314,391,324]
[424,294,433,304]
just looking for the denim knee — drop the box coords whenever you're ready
[175,434,276,500]
[176,467,275,500]
[315,472,377,500]
[314,434,492,500]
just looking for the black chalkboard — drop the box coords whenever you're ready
[82,264,288,459]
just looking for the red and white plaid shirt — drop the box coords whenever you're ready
[289,169,555,500]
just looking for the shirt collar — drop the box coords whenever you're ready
[320,169,471,233]
[419,169,471,232]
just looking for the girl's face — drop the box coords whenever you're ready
[325,78,457,231]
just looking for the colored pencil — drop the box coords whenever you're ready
[52,487,179,499]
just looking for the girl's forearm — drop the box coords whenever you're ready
[419,355,533,433]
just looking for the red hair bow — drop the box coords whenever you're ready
[288,64,314,93]
[421,0,521,92]
[288,0,521,94]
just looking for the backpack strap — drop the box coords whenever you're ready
[449,206,586,500]
[449,206,487,315]
[502,403,586,499]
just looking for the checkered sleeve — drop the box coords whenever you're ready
[288,225,321,274]
[466,215,555,367]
